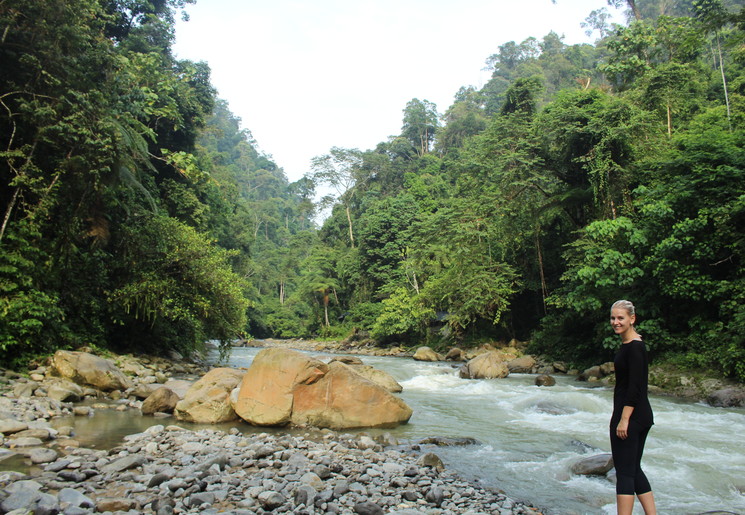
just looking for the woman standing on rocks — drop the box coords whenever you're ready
[609,300,657,515]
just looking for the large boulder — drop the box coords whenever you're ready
[232,348,328,426]
[162,379,193,399]
[535,374,556,387]
[50,350,132,391]
[412,347,443,362]
[459,351,510,379]
[174,368,244,423]
[292,361,412,429]
[507,355,536,373]
[233,348,411,429]
[444,347,464,361]
[142,386,181,415]
[46,378,85,402]
[349,365,403,393]
[707,388,745,408]
[571,453,614,476]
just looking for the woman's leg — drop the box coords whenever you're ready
[616,494,635,515]
[637,491,656,515]
[611,422,655,514]
[634,426,656,514]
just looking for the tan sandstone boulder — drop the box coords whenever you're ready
[232,348,328,426]
[444,347,465,361]
[51,350,132,392]
[142,386,180,415]
[507,355,536,373]
[349,364,403,393]
[459,351,510,379]
[162,379,193,399]
[292,361,412,429]
[233,348,411,429]
[412,346,443,362]
[174,367,244,423]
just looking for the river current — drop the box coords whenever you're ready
[6,346,742,514]
[226,347,745,515]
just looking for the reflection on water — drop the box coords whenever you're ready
[3,346,744,515]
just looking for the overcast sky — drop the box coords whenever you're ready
[173,0,623,183]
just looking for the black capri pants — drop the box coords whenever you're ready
[609,420,652,495]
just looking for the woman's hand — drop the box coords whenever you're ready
[616,419,629,440]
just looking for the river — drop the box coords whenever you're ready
[231,347,745,514]
[8,346,744,514]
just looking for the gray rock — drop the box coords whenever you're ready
[6,436,43,448]
[148,472,171,487]
[12,382,37,398]
[707,388,745,408]
[257,490,285,510]
[187,491,215,508]
[294,484,316,506]
[313,464,332,479]
[46,379,84,402]
[57,470,87,482]
[417,452,444,471]
[354,501,385,515]
[0,419,28,434]
[28,447,58,464]
[535,374,556,387]
[0,480,43,512]
[402,490,419,501]
[101,454,146,474]
[418,436,478,446]
[571,453,614,476]
[58,487,95,509]
[34,492,60,515]
[300,471,323,491]
[425,486,445,506]
[332,480,350,497]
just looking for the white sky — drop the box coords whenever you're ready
[173,0,623,183]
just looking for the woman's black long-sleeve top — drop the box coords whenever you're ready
[612,339,654,428]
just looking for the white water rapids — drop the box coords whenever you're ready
[228,347,745,515]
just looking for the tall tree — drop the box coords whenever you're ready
[309,147,364,248]
[401,99,439,156]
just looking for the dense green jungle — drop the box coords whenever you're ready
[1,0,744,381]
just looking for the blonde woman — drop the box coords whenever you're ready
[609,300,657,515]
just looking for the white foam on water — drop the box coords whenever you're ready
[225,347,745,514]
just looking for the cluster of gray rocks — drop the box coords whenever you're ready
[0,359,545,515]
[1,415,543,515]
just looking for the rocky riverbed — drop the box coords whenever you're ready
[0,355,544,515]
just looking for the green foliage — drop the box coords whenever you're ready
[0,225,66,367]
[108,214,249,352]
[371,288,434,342]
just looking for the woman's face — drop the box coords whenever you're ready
[610,307,635,338]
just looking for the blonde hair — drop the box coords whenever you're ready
[611,299,636,317]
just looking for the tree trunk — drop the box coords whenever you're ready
[716,31,732,130]
[323,291,330,327]
[345,204,355,248]
[0,186,19,243]
[279,280,285,305]
[627,0,641,20]
[535,229,548,316]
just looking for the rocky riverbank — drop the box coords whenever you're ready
[0,352,545,514]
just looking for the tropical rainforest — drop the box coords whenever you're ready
[1,0,744,381]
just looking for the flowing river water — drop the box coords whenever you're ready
[6,346,744,514]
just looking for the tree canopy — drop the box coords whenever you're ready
[2,0,744,381]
